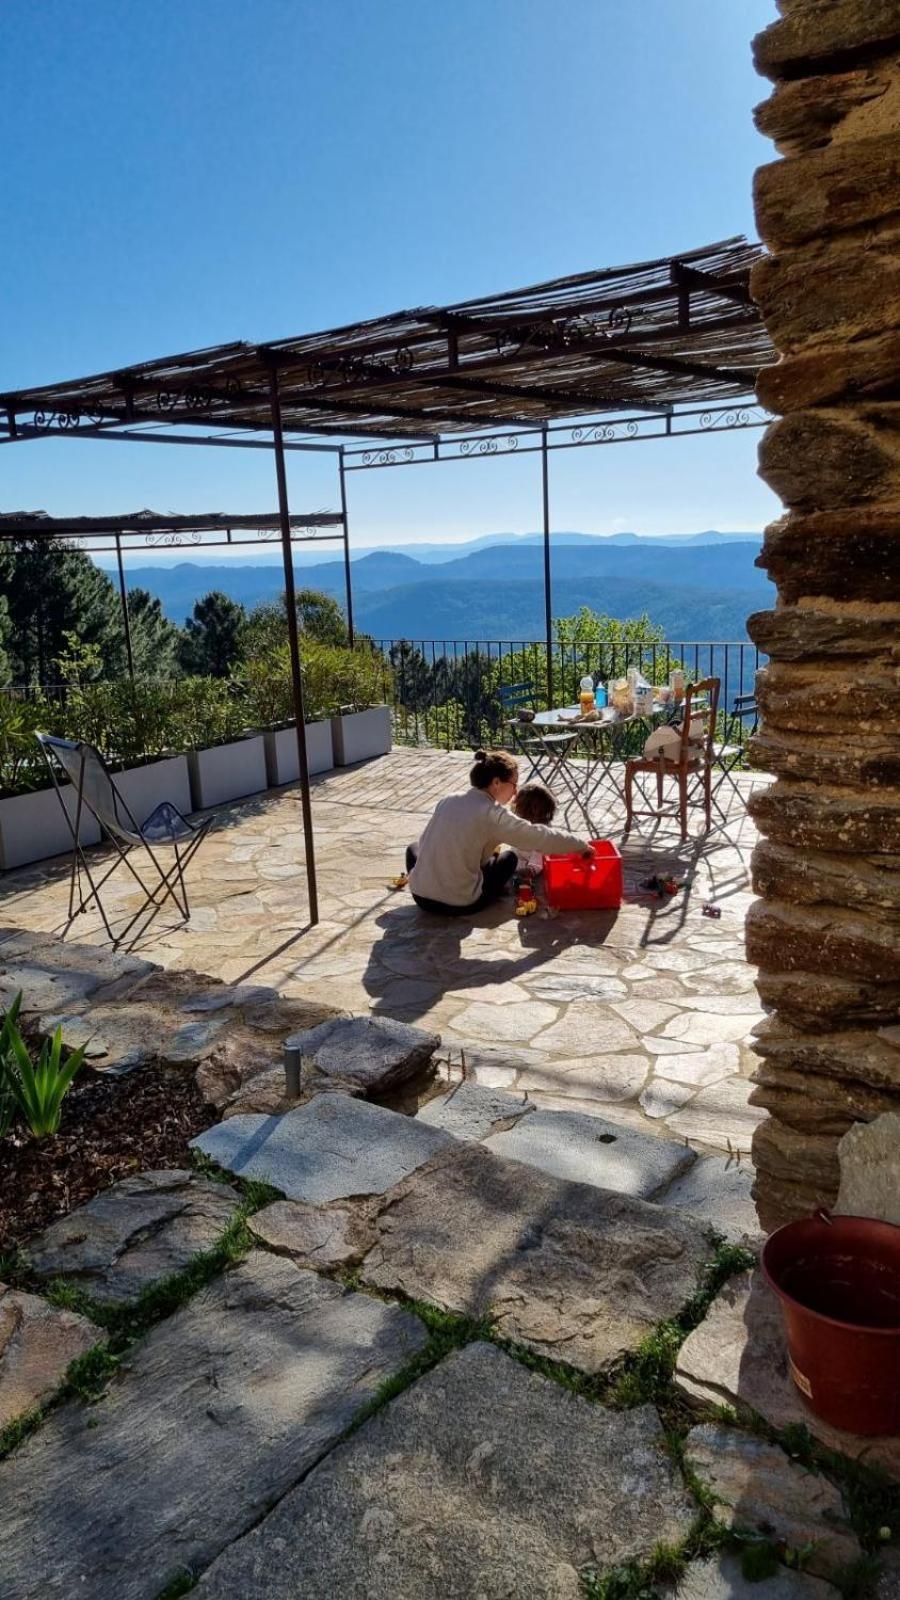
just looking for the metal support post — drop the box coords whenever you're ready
[541,427,553,706]
[267,364,319,927]
[338,448,355,646]
[114,534,135,680]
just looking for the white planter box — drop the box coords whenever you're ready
[114,755,192,828]
[0,783,102,871]
[330,706,392,766]
[187,735,267,810]
[263,720,334,787]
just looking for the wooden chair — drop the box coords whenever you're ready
[623,677,720,839]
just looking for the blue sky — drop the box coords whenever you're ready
[1,0,780,554]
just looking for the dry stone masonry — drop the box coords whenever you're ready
[748,0,900,1229]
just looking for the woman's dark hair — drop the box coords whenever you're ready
[469,748,518,790]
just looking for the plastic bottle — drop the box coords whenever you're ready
[579,675,595,715]
[594,680,607,709]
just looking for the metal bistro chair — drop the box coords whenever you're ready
[623,677,721,839]
[37,733,213,948]
[497,681,584,811]
[710,691,758,820]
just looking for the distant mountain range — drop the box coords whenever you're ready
[112,529,770,644]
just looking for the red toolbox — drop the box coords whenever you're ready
[542,839,623,910]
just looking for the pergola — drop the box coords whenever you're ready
[0,236,774,927]
[0,508,349,679]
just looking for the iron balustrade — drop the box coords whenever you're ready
[371,637,762,759]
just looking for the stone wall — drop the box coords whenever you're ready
[748,0,900,1231]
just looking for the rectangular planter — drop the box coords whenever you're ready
[263,720,334,786]
[0,783,102,871]
[187,734,267,810]
[330,706,392,767]
[114,755,192,828]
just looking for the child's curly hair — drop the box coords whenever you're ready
[513,783,556,826]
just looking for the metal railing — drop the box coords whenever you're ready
[370,637,761,755]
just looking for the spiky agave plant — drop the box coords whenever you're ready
[2,998,87,1138]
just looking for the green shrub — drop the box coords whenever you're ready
[169,677,248,750]
[233,646,294,728]
[0,694,50,798]
[304,641,388,716]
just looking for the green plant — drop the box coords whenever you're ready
[170,676,247,750]
[303,641,388,717]
[0,693,49,797]
[0,996,86,1138]
[233,645,294,728]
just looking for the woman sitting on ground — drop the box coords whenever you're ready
[404,748,591,917]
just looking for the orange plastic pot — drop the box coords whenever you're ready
[762,1209,900,1436]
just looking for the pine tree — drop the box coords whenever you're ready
[126,588,183,677]
[0,539,125,685]
[178,590,246,677]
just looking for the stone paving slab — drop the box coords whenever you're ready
[685,1423,860,1578]
[0,1252,426,1600]
[284,1014,440,1092]
[657,1155,761,1244]
[0,929,153,1018]
[26,1170,243,1304]
[417,1080,535,1139]
[485,1107,695,1199]
[358,1142,711,1373]
[195,1341,695,1600]
[248,1199,368,1269]
[674,1271,900,1479]
[192,1096,456,1203]
[666,1078,767,1152]
[0,1284,99,1428]
[676,1555,838,1600]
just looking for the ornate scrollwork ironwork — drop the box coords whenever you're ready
[570,418,641,446]
[699,407,753,431]
[155,382,245,414]
[307,345,415,391]
[458,433,521,457]
[495,308,635,363]
[144,530,204,547]
[360,446,417,466]
[33,408,81,430]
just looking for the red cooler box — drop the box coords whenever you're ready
[542,840,623,910]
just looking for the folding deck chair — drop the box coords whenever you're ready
[37,732,213,948]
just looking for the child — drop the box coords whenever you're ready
[512,783,557,874]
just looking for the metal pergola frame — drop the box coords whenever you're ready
[0,238,774,929]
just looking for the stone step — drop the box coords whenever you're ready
[417,1080,695,1201]
[0,1253,425,1600]
[194,1341,696,1600]
[676,1555,838,1600]
[26,1170,243,1304]
[0,1284,99,1429]
[191,1096,456,1204]
[685,1422,860,1577]
[674,1269,900,1481]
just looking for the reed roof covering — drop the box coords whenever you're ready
[1,238,772,444]
[0,509,343,540]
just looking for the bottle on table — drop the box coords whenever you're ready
[579,675,595,715]
[594,680,607,709]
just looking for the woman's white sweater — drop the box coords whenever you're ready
[408,787,590,907]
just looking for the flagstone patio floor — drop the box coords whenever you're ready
[1,748,771,1162]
